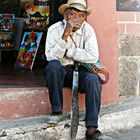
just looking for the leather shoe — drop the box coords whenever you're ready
[47,112,63,123]
[51,111,63,116]
[86,130,113,140]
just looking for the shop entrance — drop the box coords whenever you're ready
[0,0,67,88]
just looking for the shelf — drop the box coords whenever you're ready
[0,31,14,33]
[0,48,14,51]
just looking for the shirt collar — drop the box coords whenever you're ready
[63,19,85,35]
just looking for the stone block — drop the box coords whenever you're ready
[119,34,140,56]
[119,56,140,96]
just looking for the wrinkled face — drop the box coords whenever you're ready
[64,8,87,31]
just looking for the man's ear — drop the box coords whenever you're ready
[63,13,67,20]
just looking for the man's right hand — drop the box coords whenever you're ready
[67,19,81,32]
[62,19,81,41]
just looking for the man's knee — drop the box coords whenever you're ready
[87,73,100,84]
[45,60,61,71]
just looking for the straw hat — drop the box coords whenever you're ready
[58,0,92,16]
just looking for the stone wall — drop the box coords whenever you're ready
[119,34,140,96]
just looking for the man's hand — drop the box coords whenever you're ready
[62,19,81,41]
[67,19,81,32]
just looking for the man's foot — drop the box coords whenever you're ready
[51,111,63,116]
[47,112,63,123]
[86,129,113,140]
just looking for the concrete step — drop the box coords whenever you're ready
[0,84,117,120]
[0,87,85,120]
[0,96,140,140]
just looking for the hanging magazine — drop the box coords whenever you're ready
[0,13,15,32]
[0,14,15,49]
[15,31,42,69]
[25,3,50,30]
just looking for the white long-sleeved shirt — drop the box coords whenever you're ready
[45,20,99,66]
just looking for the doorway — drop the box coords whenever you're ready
[0,0,67,88]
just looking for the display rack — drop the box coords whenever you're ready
[14,0,50,69]
[0,13,15,64]
[0,14,15,49]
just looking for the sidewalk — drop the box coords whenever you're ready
[110,126,140,140]
[0,96,140,140]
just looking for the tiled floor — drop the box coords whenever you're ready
[0,65,46,88]
[0,50,47,88]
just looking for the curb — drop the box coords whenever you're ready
[0,97,140,140]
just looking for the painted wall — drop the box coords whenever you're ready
[117,11,140,34]
[87,0,119,104]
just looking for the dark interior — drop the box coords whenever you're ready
[0,0,68,88]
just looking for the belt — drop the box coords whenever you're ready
[65,65,75,69]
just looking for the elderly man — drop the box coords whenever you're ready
[44,0,104,139]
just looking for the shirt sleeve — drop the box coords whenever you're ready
[73,27,99,64]
[45,26,67,61]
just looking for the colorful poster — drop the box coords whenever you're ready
[25,4,50,30]
[0,14,15,32]
[15,31,42,69]
[0,32,14,49]
[0,14,15,49]
[25,16,49,30]
[25,4,50,17]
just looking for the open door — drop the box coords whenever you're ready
[50,0,67,25]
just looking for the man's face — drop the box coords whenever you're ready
[64,8,87,31]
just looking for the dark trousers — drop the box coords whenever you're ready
[44,60,102,128]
